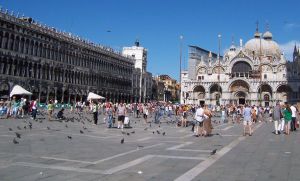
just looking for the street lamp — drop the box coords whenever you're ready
[179,35,183,103]
[217,34,222,106]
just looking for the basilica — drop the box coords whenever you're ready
[181,27,300,106]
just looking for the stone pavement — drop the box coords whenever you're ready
[0,112,299,181]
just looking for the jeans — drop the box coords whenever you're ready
[93,112,98,124]
[107,115,113,128]
[32,109,37,119]
[291,117,296,131]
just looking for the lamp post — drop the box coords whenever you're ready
[217,34,222,106]
[179,35,183,103]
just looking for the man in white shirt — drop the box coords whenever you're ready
[290,104,297,131]
[194,104,204,137]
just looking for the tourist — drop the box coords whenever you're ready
[117,102,126,129]
[290,104,297,131]
[203,105,213,136]
[221,107,226,123]
[283,102,292,135]
[105,104,114,128]
[92,101,98,125]
[194,104,204,137]
[273,102,281,135]
[251,106,257,123]
[30,99,38,120]
[143,104,149,124]
[181,106,188,127]
[243,104,252,136]
[47,100,54,121]
[57,108,65,120]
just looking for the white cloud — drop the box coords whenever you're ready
[284,22,300,30]
[279,40,300,61]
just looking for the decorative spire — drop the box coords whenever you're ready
[254,21,260,38]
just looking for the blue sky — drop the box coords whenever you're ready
[1,0,299,81]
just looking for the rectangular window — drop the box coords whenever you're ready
[264,74,267,79]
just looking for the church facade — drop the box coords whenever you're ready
[181,28,300,106]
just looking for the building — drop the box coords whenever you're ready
[0,9,135,103]
[155,75,179,102]
[122,40,152,102]
[181,27,300,106]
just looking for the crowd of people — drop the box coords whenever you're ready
[1,96,299,136]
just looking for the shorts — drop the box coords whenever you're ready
[118,115,125,123]
[196,121,203,127]
[143,114,147,119]
[243,116,252,126]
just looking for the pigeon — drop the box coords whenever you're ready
[126,133,130,136]
[131,131,135,134]
[24,126,27,130]
[29,125,32,130]
[15,132,21,138]
[81,121,85,125]
[67,136,72,139]
[121,138,124,144]
[13,138,19,144]
[83,126,87,130]
[156,130,160,134]
[8,128,13,131]
[65,124,68,128]
[158,125,161,128]
[162,132,166,136]
[17,126,21,130]
[135,121,137,124]
[47,127,50,130]
[80,130,84,134]
[211,149,217,155]
[144,127,148,131]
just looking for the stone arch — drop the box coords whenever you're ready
[0,81,10,98]
[276,84,293,103]
[212,66,225,74]
[192,85,206,99]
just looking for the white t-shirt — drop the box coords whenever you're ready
[195,107,204,122]
[290,106,297,117]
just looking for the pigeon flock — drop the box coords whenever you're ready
[5,109,219,157]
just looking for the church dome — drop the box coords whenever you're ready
[263,31,273,40]
[244,36,281,58]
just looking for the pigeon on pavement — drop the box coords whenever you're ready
[9,128,13,131]
[13,138,19,144]
[211,149,217,155]
[15,132,21,138]
[121,138,124,144]
[80,130,84,134]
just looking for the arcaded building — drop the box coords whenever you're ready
[0,9,135,103]
[181,27,300,106]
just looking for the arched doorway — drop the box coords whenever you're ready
[229,80,250,105]
[258,84,272,106]
[193,85,205,105]
[0,82,10,99]
[276,84,292,103]
[231,61,252,78]
[210,84,222,105]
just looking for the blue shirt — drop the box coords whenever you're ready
[244,107,252,117]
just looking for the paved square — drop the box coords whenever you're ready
[0,112,299,181]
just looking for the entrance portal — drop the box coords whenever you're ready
[239,98,245,105]
[199,100,205,106]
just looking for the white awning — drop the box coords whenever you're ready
[87,92,105,100]
[10,85,32,97]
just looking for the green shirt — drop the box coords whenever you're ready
[283,109,292,122]
[48,103,54,111]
